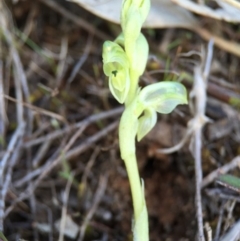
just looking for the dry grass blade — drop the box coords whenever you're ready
[195,27,240,58]
[3,94,66,123]
[0,60,7,139]
[56,36,69,86]
[221,0,240,9]
[0,1,33,130]
[67,34,93,84]
[32,140,52,168]
[219,219,240,241]
[58,172,75,241]
[0,1,28,231]
[189,40,214,241]
[0,123,25,231]
[78,175,108,241]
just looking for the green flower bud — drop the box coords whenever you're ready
[102,41,130,104]
[115,33,148,77]
[121,0,150,63]
[121,0,150,33]
[139,81,188,114]
[137,107,157,141]
[131,33,148,76]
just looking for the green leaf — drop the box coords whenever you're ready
[216,174,240,193]
[139,81,188,114]
[0,232,8,241]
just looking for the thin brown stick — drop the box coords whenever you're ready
[201,156,240,188]
[78,175,108,241]
[0,2,33,132]
[0,122,25,231]
[3,94,66,123]
[195,27,240,58]
[67,34,93,84]
[0,59,6,139]
[58,173,75,241]
[190,40,214,241]
[24,106,123,148]
[32,140,52,168]
[219,219,240,241]
[219,0,240,10]
[80,147,100,197]
[56,36,69,86]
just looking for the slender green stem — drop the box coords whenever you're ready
[124,152,143,219]
[119,100,145,219]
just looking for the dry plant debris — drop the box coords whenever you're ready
[0,0,240,240]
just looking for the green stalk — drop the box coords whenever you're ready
[119,100,149,241]
[102,2,187,241]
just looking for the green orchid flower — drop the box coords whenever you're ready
[102,41,130,103]
[136,81,188,141]
[139,81,188,114]
[102,1,188,240]
[137,107,157,141]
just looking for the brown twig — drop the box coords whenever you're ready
[24,106,123,148]
[56,36,69,87]
[219,219,240,241]
[201,156,240,188]
[0,59,6,139]
[214,201,225,241]
[67,34,93,84]
[58,172,75,241]
[0,2,33,133]
[0,122,25,231]
[78,175,108,241]
[2,94,66,123]
[32,140,52,168]
[79,147,100,197]
[189,40,214,241]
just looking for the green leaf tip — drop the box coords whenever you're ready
[139,81,188,114]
